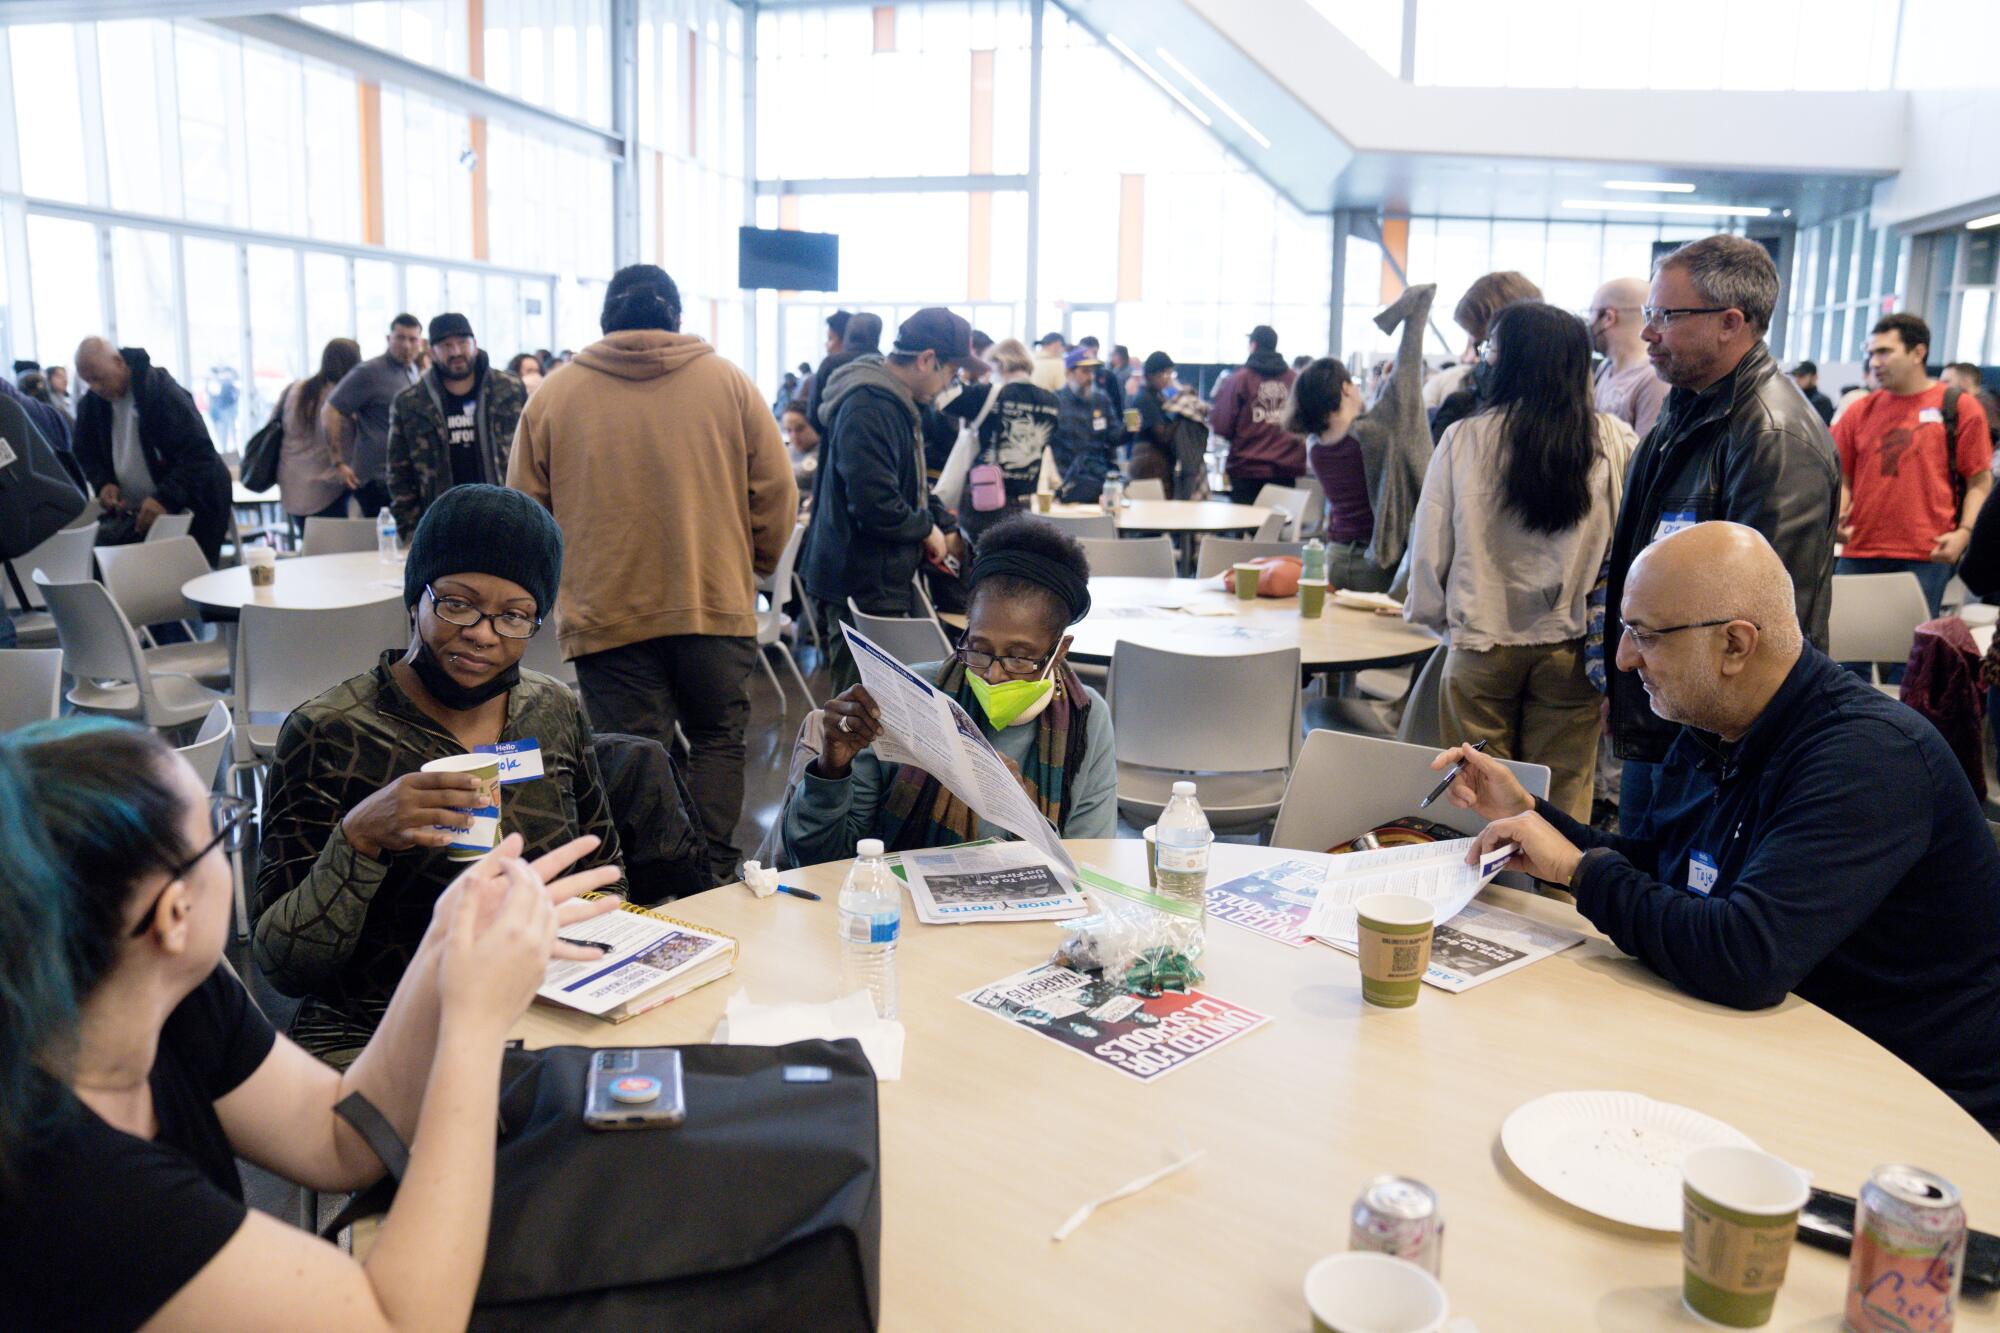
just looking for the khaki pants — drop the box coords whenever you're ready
[1439,639,1599,822]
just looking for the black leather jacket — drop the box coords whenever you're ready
[1605,340,1840,763]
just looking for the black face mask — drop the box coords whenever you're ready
[408,638,519,711]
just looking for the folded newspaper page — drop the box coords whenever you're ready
[1420,900,1584,991]
[1205,858,1326,947]
[841,623,1077,879]
[899,840,1087,924]
[1302,837,1513,948]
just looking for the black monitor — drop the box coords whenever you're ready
[738,226,839,291]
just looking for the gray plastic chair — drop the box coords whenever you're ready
[1195,537,1305,579]
[95,537,232,685]
[755,522,815,708]
[175,700,234,790]
[1041,511,1117,540]
[3,523,96,642]
[0,648,64,732]
[1270,729,1550,853]
[1077,536,1176,579]
[846,600,953,669]
[143,511,195,543]
[33,569,226,728]
[300,515,382,557]
[1124,478,1165,501]
[519,619,578,687]
[1294,476,1326,538]
[232,599,412,765]
[1829,572,1931,692]
[1251,510,1288,540]
[1253,484,1310,539]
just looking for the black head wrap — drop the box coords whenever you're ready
[969,548,1092,625]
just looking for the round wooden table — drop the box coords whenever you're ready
[181,550,405,615]
[231,480,275,507]
[1052,499,1274,534]
[1065,575,1438,670]
[512,840,2000,1330]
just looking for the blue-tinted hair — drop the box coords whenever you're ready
[0,717,189,1180]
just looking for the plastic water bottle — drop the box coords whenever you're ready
[376,508,401,563]
[1303,537,1327,583]
[1101,472,1124,513]
[837,838,901,1019]
[1154,781,1212,938]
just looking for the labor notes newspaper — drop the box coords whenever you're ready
[1422,901,1584,992]
[896,840,1087,925]
[536,899,737,1023]
[1300,837,1515,950]
[840,623,1077,880]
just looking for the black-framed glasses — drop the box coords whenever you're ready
[1641,306,1732,329]
[130,794,252,938]
[1621,618,1748,651]
[426,585,542,639]
[956,644,1055,677]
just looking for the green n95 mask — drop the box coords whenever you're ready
[966,671,1056,728]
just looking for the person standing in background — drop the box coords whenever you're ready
[1945,362,2000,448]
[806,312,883,437]
[1031,332,1068,393]
[1289,358,1389,593]
[1431,271,1544,443]
[1791,360,1837,426]
[1053,346,1124,505]
[72,338,234,565]
[506,352,545,397]
[323,313,422,519]
[1589,277,1668,439]
[1211,324,1304,505]
[388,313,527,540]
[276,338,362,539]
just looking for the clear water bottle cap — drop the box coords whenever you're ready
[1172,780,1196,797]
[856,838,885,858]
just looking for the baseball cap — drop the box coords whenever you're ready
[1248,324,1278,351]
[1038,331,1066,348]
[892,307,975,365]
[1792,360,1818,376]
[1065,348,1103,371]
[429,312,475,344]
[1143,351,1175,376]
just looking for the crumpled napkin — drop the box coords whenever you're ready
[741,860,779,898]
[713,989,904,1081]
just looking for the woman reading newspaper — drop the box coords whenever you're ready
[781,513,1116,863]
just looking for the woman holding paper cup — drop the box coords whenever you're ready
[780,513,1117,865]
[254,485,625,1067]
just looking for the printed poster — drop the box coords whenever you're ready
[1204,858,1326,947]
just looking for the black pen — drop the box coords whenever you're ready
[557,936,614,953]
[777,884,822,901]
[1418,739,1489,809]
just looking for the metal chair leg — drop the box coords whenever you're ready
[779,643,815,709]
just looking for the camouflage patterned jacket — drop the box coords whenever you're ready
[387,352,526,538]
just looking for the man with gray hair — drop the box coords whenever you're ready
[1602,233,1839,838]
[1440,522,2000,1131]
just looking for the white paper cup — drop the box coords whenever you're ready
[1142,825,1158,888]
[1305,1252,1449,1333]
[419,753,502,860]
[243,545,276,587]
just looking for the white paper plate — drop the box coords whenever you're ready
[1333,589,1403,612]
[1500,1090,1759,1231]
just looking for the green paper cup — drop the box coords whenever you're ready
[1299,577,1329,619]
[420,752,502,861]
[1355,893,1434,1008]
[1233,562,1262,601]
[1304,1252,1448,1333]
[1680,1146,1809,1328]
[1142,825,1158,888]
[1034,492,1053,513]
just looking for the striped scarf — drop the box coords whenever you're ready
[880,658,1091,852]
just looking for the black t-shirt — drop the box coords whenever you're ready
[0,966,277,1331]
[443,384,482,486]
[1136,384,1171,444]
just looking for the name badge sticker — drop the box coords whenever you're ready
[1687,849,1719,897]
[475,738,545,784]
[1918,407,1944,425]
[1653,509,1699,543]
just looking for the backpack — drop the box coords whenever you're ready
[1942,386,1965,510]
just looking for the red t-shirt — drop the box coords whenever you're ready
[1834,383,1993,559]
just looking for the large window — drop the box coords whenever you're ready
[1784,208,1904,369]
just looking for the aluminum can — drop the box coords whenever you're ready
[1846,1164,1965,1332]
[1349,1175,1443,1276]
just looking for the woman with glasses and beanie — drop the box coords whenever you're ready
[0,717,619,1331]
[254,484,626,1068]
[780,512,1115,864]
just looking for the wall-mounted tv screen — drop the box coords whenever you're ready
[738,226,839,291]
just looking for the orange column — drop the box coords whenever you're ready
[1378,218,1409,303]
[873,7,896,52]
[467,0,489,261]
[358,81,385,247]
[687,30,699,158]
[968,49,994,302]
[1118,175,1144,301]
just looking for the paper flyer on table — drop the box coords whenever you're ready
[961,962,1269,1083]
[899,840,1087,924]
[1302,837,1514,949]
[1205,859,1327,947]
[538,908,733,1017]
[840,623,1077,879]
[1422,901,1584,992]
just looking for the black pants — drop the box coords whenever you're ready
[810,596,860,695]
[352,479,391,519]
[573,634,759,886]
[1228,475,1292,507]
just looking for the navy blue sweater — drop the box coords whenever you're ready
[1546,645,2000,1130]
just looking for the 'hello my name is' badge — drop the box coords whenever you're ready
[474,738,545,784]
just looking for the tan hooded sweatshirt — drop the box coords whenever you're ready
[508,329,797,658]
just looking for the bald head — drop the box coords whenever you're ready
[1589,277,1650,360]
[74,337,129,400]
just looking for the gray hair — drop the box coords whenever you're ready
[1656,234,1778,333]
[843,312,884,353]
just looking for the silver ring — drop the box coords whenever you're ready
[840,715,855,733]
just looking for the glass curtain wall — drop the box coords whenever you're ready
[1782,209,1906,371]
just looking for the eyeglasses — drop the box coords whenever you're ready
[1621,618,1747,651]
[130,794,252,938]
[956,644,1055,677]
[427,585,542,639]
[1641,306,1732,329]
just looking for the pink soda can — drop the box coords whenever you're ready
[1846,1164,1965,1333]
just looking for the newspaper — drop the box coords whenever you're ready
[538,905,734,1018]
[1205,858,1326,947]
[898,840,1088,924]
[1420,900,1584,992]
[1301,836,1514,948]
[841,623,1077,879]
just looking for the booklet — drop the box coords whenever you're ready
[1205,858,1327,947]
[896,840,1088,925]
[1302,836,1513,948]
[1419,900,1585,992]
[536,898,737,1023]
[961,962,1270,1083]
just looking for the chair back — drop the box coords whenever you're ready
[846,601,952,668]
[301,516,381,557]
[1124,478,1165,502]
[32,571,148,686]
[4,524,95,611]
[1195,537,1304,579]
[1109,642,1299,774]
[1829,573,1932,673]
[237,600,411,722]
[1077,536,1176,579]
[1252,510,1289,540]
[1041,511,1117,540]
[1270,729,1550,852]
[143,511,195,543]
[96,536,208,633]
[1394,646,1447,747]
[765,523,807,606]
[0,648,64,731]
[519,621,578,686]
[1294,476,1326,538]
[1253,484,1309,539]
[175,700,234,789]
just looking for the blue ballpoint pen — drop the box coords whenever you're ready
[776,884,822,901]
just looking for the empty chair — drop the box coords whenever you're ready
[846,599,953,669]
[518,619,579,687]
[1108,641,1300,833]
[175,700,235,791]
[1251,509,1289,541]
[1124,478,1166,501]
[1830,572,1932,690]
[0,648,64,731]
[32,569,225,728]
[301,515,381,556]
[1294,476,1326,538]
[232,599,414,765]
[1253,484,1309,539]
[1078,535,1176,579]
[1395,644,1448,747]
[143,511,195,543]
[3,523,96,643]
[754,522,815,707]
[1271,729,1550,853]
[1195,537,1304,579]
[94,537,232,685]
[1040,511,1117,540]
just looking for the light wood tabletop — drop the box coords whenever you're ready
[181,550,405,613]
[231,480,276,507]
[512,840,2000,1331]
[1051,499,1275,533]
[1064,575,1439,670]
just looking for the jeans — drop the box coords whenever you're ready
[573,634,759,887]
[1323,539,1391,594]
[1834,555,1954,684]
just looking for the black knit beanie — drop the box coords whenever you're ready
[403,485,563,617]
